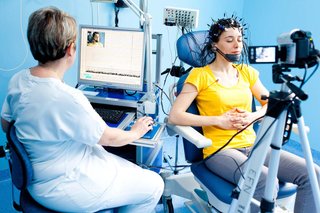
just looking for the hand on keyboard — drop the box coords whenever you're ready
[143,122,161,139]
[125,117,160,139]
[130,116,154,138]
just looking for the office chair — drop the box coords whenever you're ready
[4,122,116,213]
[165,31,297,212]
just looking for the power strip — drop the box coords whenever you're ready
[163,6,199,29]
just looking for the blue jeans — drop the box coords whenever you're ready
[204,147,320,213]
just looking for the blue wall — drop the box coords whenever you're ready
[243,0,320,151]
[0,0,244,170]
[1,0,319,170]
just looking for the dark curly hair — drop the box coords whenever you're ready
[200,17,248,66]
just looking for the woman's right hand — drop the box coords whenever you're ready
[130,116,154,138]
[99,116,155,147]
[218,108,246,130]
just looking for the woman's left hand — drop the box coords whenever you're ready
[228,108,255,130]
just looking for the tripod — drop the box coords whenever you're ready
[228,66,320,212]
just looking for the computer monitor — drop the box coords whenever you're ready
[78,25,145,91]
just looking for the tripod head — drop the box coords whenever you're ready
[262,63,309,145]
[272,64,308,101]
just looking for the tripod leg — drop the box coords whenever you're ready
[260,110,288,212]
[229,115,279,213]
[296,116,320,211]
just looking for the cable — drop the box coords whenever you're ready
[233,94,295,190]
[200,97,289,186]
[154,83,170,115]
[114,6,120,27]
[234,116,278,188]
[90,2,94,25]
[139,163,191,171]
[165,26,174,64]
[0,0,28,72]
[300,61,319,88]
[97,4,100,25]
[203,114,264,163]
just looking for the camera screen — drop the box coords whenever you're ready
[249,46,278,64]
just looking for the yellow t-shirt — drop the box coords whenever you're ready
[185,64,259,158]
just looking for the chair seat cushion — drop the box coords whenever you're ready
[20,189,117,213]
[191,162,297,204]
[191,162,235,204]
[277,182,297,199]
[20,189,56,213]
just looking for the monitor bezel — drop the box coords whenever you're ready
[77,25,146,92]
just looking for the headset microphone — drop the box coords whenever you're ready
[215,48,241,63]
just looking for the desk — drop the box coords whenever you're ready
[79,84,147,109]
[109,116,165,169]
[78,84,165,170]
[132,123,165,169]
[106,116,165,169]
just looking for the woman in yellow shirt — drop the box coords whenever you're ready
[168,17,320,212]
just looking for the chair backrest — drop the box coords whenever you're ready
[176,30,216,163]
[6,122,33,190]
[176,30,214,68]
[176,31,211,163]
[5,122,115,213]
[176,73,203,163]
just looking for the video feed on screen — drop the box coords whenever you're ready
[78,25,145,91]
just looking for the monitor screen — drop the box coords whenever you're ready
[78,25,145,91]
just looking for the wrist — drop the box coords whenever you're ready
[211,115,221,127]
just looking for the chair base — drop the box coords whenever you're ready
[160,171,211,213]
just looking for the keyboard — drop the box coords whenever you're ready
[94,108,126,124]
[143,122,161,139]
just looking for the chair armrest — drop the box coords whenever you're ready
[166,123,212,148]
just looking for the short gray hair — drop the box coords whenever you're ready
[27,7,77,64]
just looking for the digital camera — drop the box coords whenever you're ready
[249,29,319,68]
